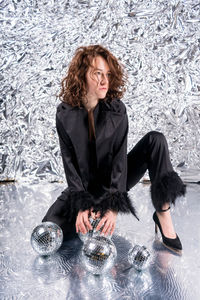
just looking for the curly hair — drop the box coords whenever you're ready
[58,44,127,107]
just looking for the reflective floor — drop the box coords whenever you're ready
[0,181,199,300]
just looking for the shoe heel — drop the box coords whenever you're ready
[152,210,182,254]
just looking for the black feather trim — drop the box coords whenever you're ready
[150,171,186,211]
[63,190,139,221]
[63,191,94,222]
[92,191,139,220]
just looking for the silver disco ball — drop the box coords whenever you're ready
[31,222,63,255]
[81,236,117,275]
[78,217,112,242]
[128,245,150,271]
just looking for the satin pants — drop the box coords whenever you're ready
[126,131,173,190]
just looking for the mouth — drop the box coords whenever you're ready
[99,88,107,91]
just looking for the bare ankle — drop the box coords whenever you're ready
[162,202,170,209]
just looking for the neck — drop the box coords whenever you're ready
[83,98,99,112]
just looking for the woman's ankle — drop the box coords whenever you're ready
[160,203,170,212]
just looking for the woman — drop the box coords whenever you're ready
[42,44,186,254]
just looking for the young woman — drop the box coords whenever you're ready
[42,44,186,254]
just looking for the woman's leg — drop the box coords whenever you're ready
[127,131,186,238]
[42,197,78,241]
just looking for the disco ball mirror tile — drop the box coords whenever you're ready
[31,221,63,255]
[81,236,117,275]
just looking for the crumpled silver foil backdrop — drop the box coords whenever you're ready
[1,0,200,183]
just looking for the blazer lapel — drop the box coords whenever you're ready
[95,100,125,167]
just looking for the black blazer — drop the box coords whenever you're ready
[56,98,137,219]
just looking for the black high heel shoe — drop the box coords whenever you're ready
[153,206,182,254]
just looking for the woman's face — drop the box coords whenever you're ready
[85,55,111,102]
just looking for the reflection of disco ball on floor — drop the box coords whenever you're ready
[31,222,63,255]
[128,245,150,271]
[81,236,117,275]
[78,217,111,243]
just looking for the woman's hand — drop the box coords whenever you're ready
[95,210,118,236]
[76,209,93,234]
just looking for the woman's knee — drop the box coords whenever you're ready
[147,130,164,138]
[146,131,167,146]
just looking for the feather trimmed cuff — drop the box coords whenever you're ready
[61,190,139,221]
[59,190,94,222]
[150,171,186,211]
[92,191,139,220]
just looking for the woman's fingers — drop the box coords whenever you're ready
[79,213,88,234]
[76,214,82,233]
[76,215,81,233]
[96,217,105,231]
[96,210,117,235]
[83,212,93,231]
[95,211,101,218]
[110,223,115,236]
[90,211,96,219]
[76,210,92,234]
[101,220,112,236]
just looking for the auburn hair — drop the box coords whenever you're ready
[58,44,127,107]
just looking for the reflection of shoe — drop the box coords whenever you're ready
[153,206,182,255]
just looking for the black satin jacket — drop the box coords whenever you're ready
[56,98,137,219]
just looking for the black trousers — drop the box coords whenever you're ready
[42,131,186,239]
[127,131,173,189]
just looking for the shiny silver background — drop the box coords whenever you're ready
[0,2,200,298]
[1,0,200,183]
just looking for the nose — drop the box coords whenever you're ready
[100,73,109,85]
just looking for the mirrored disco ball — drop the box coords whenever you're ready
[31,222,63,255]
[81,236,117,275]
[128,245,150,271]
[78,217,112,242]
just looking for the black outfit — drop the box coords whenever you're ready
[42,98,186,238]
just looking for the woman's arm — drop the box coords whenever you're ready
[56,115,84,191]
[56,115,93,233]
[94,106,138,235]
[93,110,138,220]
